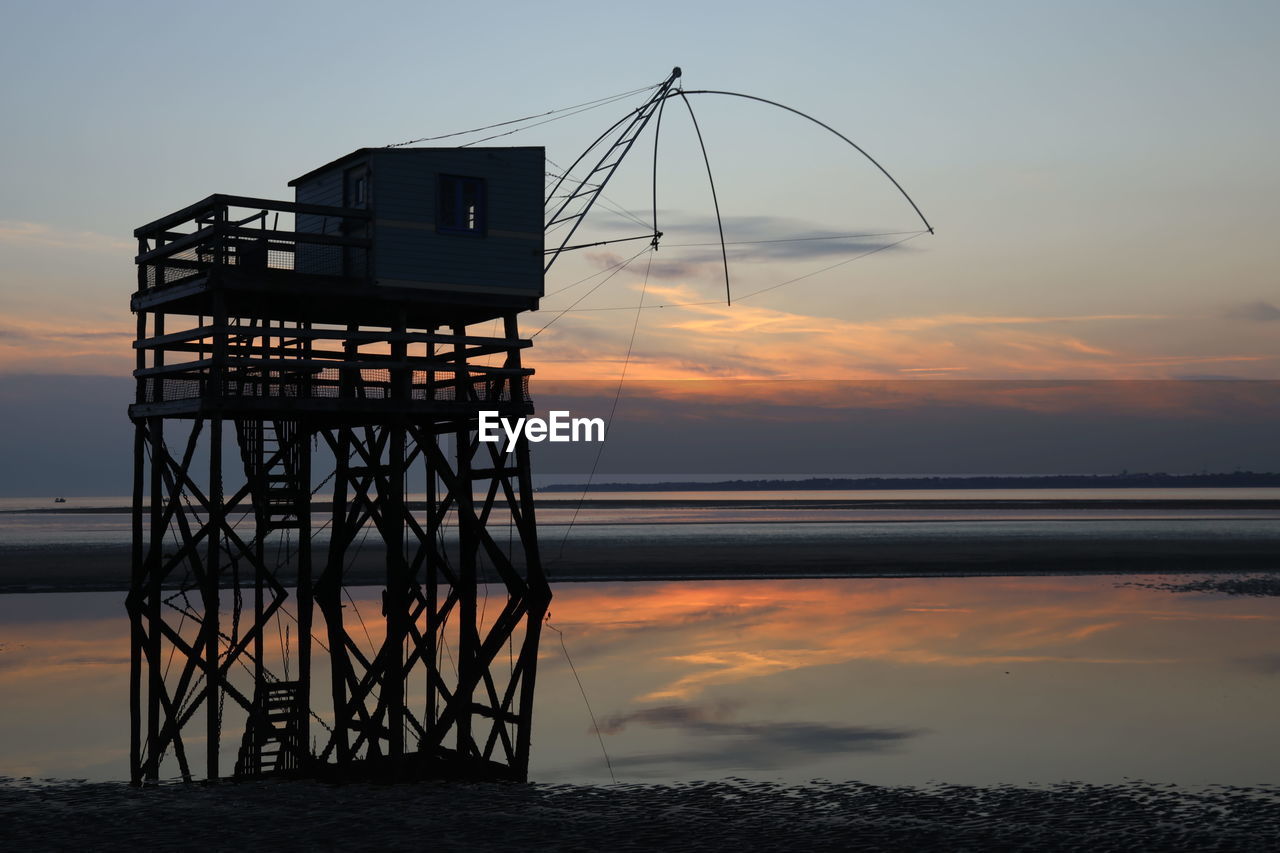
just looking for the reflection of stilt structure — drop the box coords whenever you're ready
[127,148,551,784]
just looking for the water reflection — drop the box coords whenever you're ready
[532,577,1280,785]
[1,577,1278,786]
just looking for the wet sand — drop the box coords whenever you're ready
[3,776,1277,851]
[4,498,1278,592]
[2,530,1278,593]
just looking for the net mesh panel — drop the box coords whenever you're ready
[144,369,528,404]
[142,226,361,289]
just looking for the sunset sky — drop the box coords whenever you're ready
[1,0,1277,383]
[3,1,1280,492]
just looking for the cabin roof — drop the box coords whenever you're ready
[288,146,545,187]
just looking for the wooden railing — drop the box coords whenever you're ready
[135,362,530,407]
[134,194,371,291]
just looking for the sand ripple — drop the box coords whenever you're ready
[3,776,1278,851]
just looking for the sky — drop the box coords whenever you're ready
[0,0,1278,490]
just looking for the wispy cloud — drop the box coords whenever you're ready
[598,702,921,770]
[533,281,1192,380]
[1225,300,1280,323]
[0,221,133,253]
[1237,654,1280,675]
[542,578,1231,704]
[0,323,129,342]
[591,213,922,263]
[0,319,132,374]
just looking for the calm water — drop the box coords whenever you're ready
[2,576,1278,787]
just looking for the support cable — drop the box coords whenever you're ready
[546,157,651,230]
[546,620,616,784]
[274,529,288,676]
[540,78,934,290]
[552,250,652,563]
[544,68,683,273]
[545,249,650,298]
[387,83,661,148]
[531,246,650,337]
[544,233,660,256]
[461,90,659,148]
[343,524,378,657]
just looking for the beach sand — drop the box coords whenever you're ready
[3,776,1278,851]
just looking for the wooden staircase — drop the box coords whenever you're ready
[236,418,306,531]
[235,680,306,776]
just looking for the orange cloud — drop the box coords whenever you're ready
[530,376,1280,425]
[0,318,133,374]
[529,281,1271,381]
[540,578,1271,702]
[0,221,133,253]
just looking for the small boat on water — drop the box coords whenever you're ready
[53,497,66,503]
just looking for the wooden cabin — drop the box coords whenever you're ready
[131,146,545,417]
[289,147,544,306]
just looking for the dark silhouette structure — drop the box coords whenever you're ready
[127,147,551,783]
[124,66,691,785]
[124,66,918,785]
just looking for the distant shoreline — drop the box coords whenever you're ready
[538,472,1280,492]
[7,496,1280,514]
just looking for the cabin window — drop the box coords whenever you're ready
[344,166,369,210]
[438,175,486,235]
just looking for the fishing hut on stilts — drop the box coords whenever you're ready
[125,65,927,784]
[127,146,552,783]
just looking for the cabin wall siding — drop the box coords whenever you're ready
[294,157,361,276]
[291,148,543,296]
